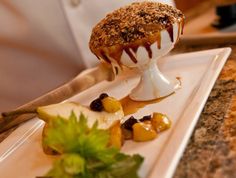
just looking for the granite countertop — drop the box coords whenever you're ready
[173,45,236,178]
[174,4,236,177]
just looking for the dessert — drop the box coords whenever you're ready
[38,101,124,130]
[41,110,143,178]
[121,112,171,142]
[1,92,172,177]
[89,1,185,101]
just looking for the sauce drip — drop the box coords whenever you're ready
[157,32,161,49]
[181,19,184,35]
[124,48,138,63]
[120,94,172,116]
[99,19,184,66]
[177,19,184,40]
[95,55,100,60]
[100,51,111,63]
[167,25,174,42]
[131,46,139,53]
[176,76,182,88]
[144,43,152,58]
[177,21,180,41]
[114,66,119,75]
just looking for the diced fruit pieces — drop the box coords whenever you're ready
[102,97,122,113]
[151,112,171,133]
[89,94,122,113]
[132,122,157,142]
[121,126,133,140]
[108,121,124,149]
[90,98,103,112]
[89,93,109,112]
[139,115,151,122]
[143,120,152,125]
[99,93,109,100]
[121,116,138,131]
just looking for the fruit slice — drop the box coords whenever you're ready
[151,112,171,132]
[132,122,157,142]
[108,121,124,149]
[41,123,57,155]
[102,97,122,113]
[37,102,124,130]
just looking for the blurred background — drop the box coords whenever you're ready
[0,0,235,112]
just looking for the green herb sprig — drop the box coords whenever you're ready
[40,112,143,178]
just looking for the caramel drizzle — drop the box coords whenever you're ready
[110,59,121,76]
[114,67,119,75]
[177,19,184,42]
[177,21,181,42]
[131,46,138,53]
[95,54,100,60]
[100,50,111,63]
[124,48,138,63]
[112,50,123,67]
[167,24,174,42]
[157,31,161,49]
[120,94,173,116]
[181,19,184,35]
[144,42,152,59]
[99,18,184,66]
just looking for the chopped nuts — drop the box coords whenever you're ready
[90,1,184,50]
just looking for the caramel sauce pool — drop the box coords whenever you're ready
[119,75,182,116]
[120,94,172,116]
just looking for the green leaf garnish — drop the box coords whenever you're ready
[41,111,144,178]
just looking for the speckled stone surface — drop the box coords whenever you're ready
[173,45,236,178]
[173,80,236,178]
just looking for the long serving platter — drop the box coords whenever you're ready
[0,48,231,178]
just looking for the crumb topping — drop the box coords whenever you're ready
[89,1,184,52]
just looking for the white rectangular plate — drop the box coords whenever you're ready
[0,48,231,178]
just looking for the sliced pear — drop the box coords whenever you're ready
[39,102,124,154]
[37,102,124,130]
[42,123,58,155]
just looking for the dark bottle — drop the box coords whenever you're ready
[213,1,236,28]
